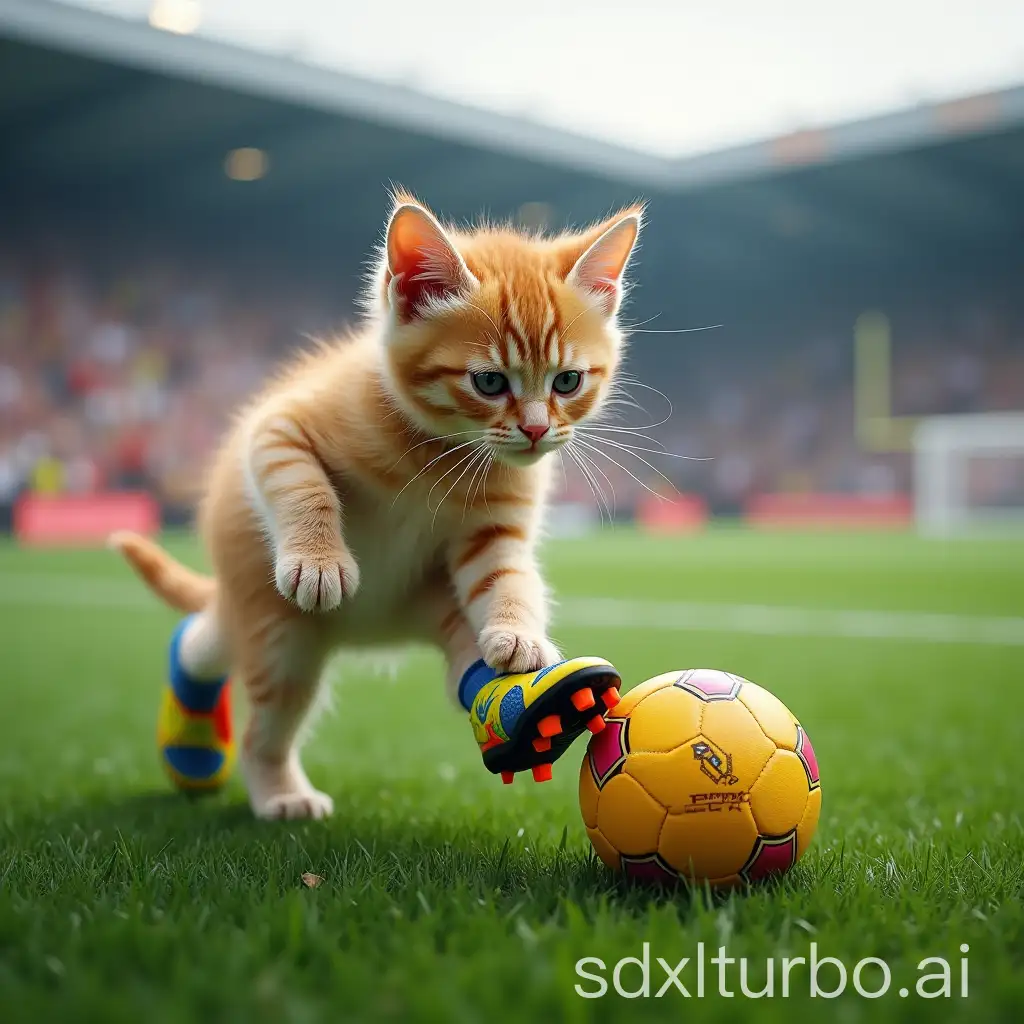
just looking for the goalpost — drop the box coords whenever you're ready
[854,313,1024,536]
[914,414,1024,535]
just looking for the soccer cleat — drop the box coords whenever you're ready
[467,656,621,783]
[157,617,235,793]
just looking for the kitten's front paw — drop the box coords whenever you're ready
[275,548,360,612]
[480,627,560,674]
[255,789,334,821]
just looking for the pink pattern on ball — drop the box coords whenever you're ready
[677,669,741,700]
[588,718,626,782]
[798,727,820,785]
[623,856,678,885]
[742,833,798,883]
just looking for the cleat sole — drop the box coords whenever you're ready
[532,736,552,753]
[601,687,621,709]
[586,714,606,734]
[532,763,553,783]
[501,770,515,785]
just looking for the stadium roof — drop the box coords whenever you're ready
[1,0,1022,315]
[42,0,1024,160]
[5,0,1024,190]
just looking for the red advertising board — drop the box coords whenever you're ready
[745,493,912,529]
[14,493,161,546]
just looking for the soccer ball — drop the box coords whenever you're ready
[579,669,820,887]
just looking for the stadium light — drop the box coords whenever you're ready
[224,148,269,182]
[149,0,202,36]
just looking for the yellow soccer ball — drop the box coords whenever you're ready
[579,669,821,887]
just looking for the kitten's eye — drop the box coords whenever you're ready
[552,370,582,395]
[471,371,510,397]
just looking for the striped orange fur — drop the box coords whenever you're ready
[112,191,643,819]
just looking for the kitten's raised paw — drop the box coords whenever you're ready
[480,627,560,674]
[254,789,334,821]
[275,549,360,612]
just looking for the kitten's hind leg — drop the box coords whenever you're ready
[234,614,334,820]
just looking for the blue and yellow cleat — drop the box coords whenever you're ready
[157,617,235,793]
[463,657,621,784]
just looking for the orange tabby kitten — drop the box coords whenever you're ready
[112,192,643,819]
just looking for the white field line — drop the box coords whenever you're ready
[556,597,1024,647]
[1,572,1023,647]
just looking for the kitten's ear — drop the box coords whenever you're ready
[563,208,643,317]
[384,202,476,323]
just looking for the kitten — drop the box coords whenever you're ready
[112,192,642,819]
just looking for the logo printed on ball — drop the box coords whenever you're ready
[691,738,740,785]
[683,790,750,814]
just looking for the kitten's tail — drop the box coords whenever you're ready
[108,531,215,614]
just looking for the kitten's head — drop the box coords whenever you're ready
[371,191,642,467]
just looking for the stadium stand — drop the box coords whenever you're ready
[1,0,1022,532]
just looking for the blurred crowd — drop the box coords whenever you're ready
[645,300,1024,513]
[1,240,1022,520]
[0,241,344,521]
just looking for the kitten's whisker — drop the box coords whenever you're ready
[432,445,488,528]
[614,379,674,422]
[476,452,493,507]
[601,399,649,420]
[465,300,504,349]
[479,455,494,517]
[627,324,723,334]
[391,437,483,507]
[567,442,611,525]
[589,397,674,431]
[619,312,662,330]
[578,425,666,448]
[463,448,491,520]
[390,429,485,469]
[573,436,677,499]
[561,297,606,339]
[573,442,616,519]
[602,385,649,417]
[565,445,600,523]
[579,434,709,461]
[425,441,487,512]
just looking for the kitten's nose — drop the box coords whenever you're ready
[518,423,550,445]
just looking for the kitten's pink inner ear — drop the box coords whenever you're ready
[566,214,641,316]
[386,204,473,322]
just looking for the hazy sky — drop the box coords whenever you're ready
[67,0,1024,156]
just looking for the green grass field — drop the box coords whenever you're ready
[1,530,1022,1022]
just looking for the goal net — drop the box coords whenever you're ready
[914,414,1024,535]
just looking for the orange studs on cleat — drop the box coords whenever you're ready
[537,714,562,738]
[586,715,607,734]
[501,770,515,785]
[533,736,552,753]
[532,763,553,783]
[600,687,621,710]
[570,687,596,711]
